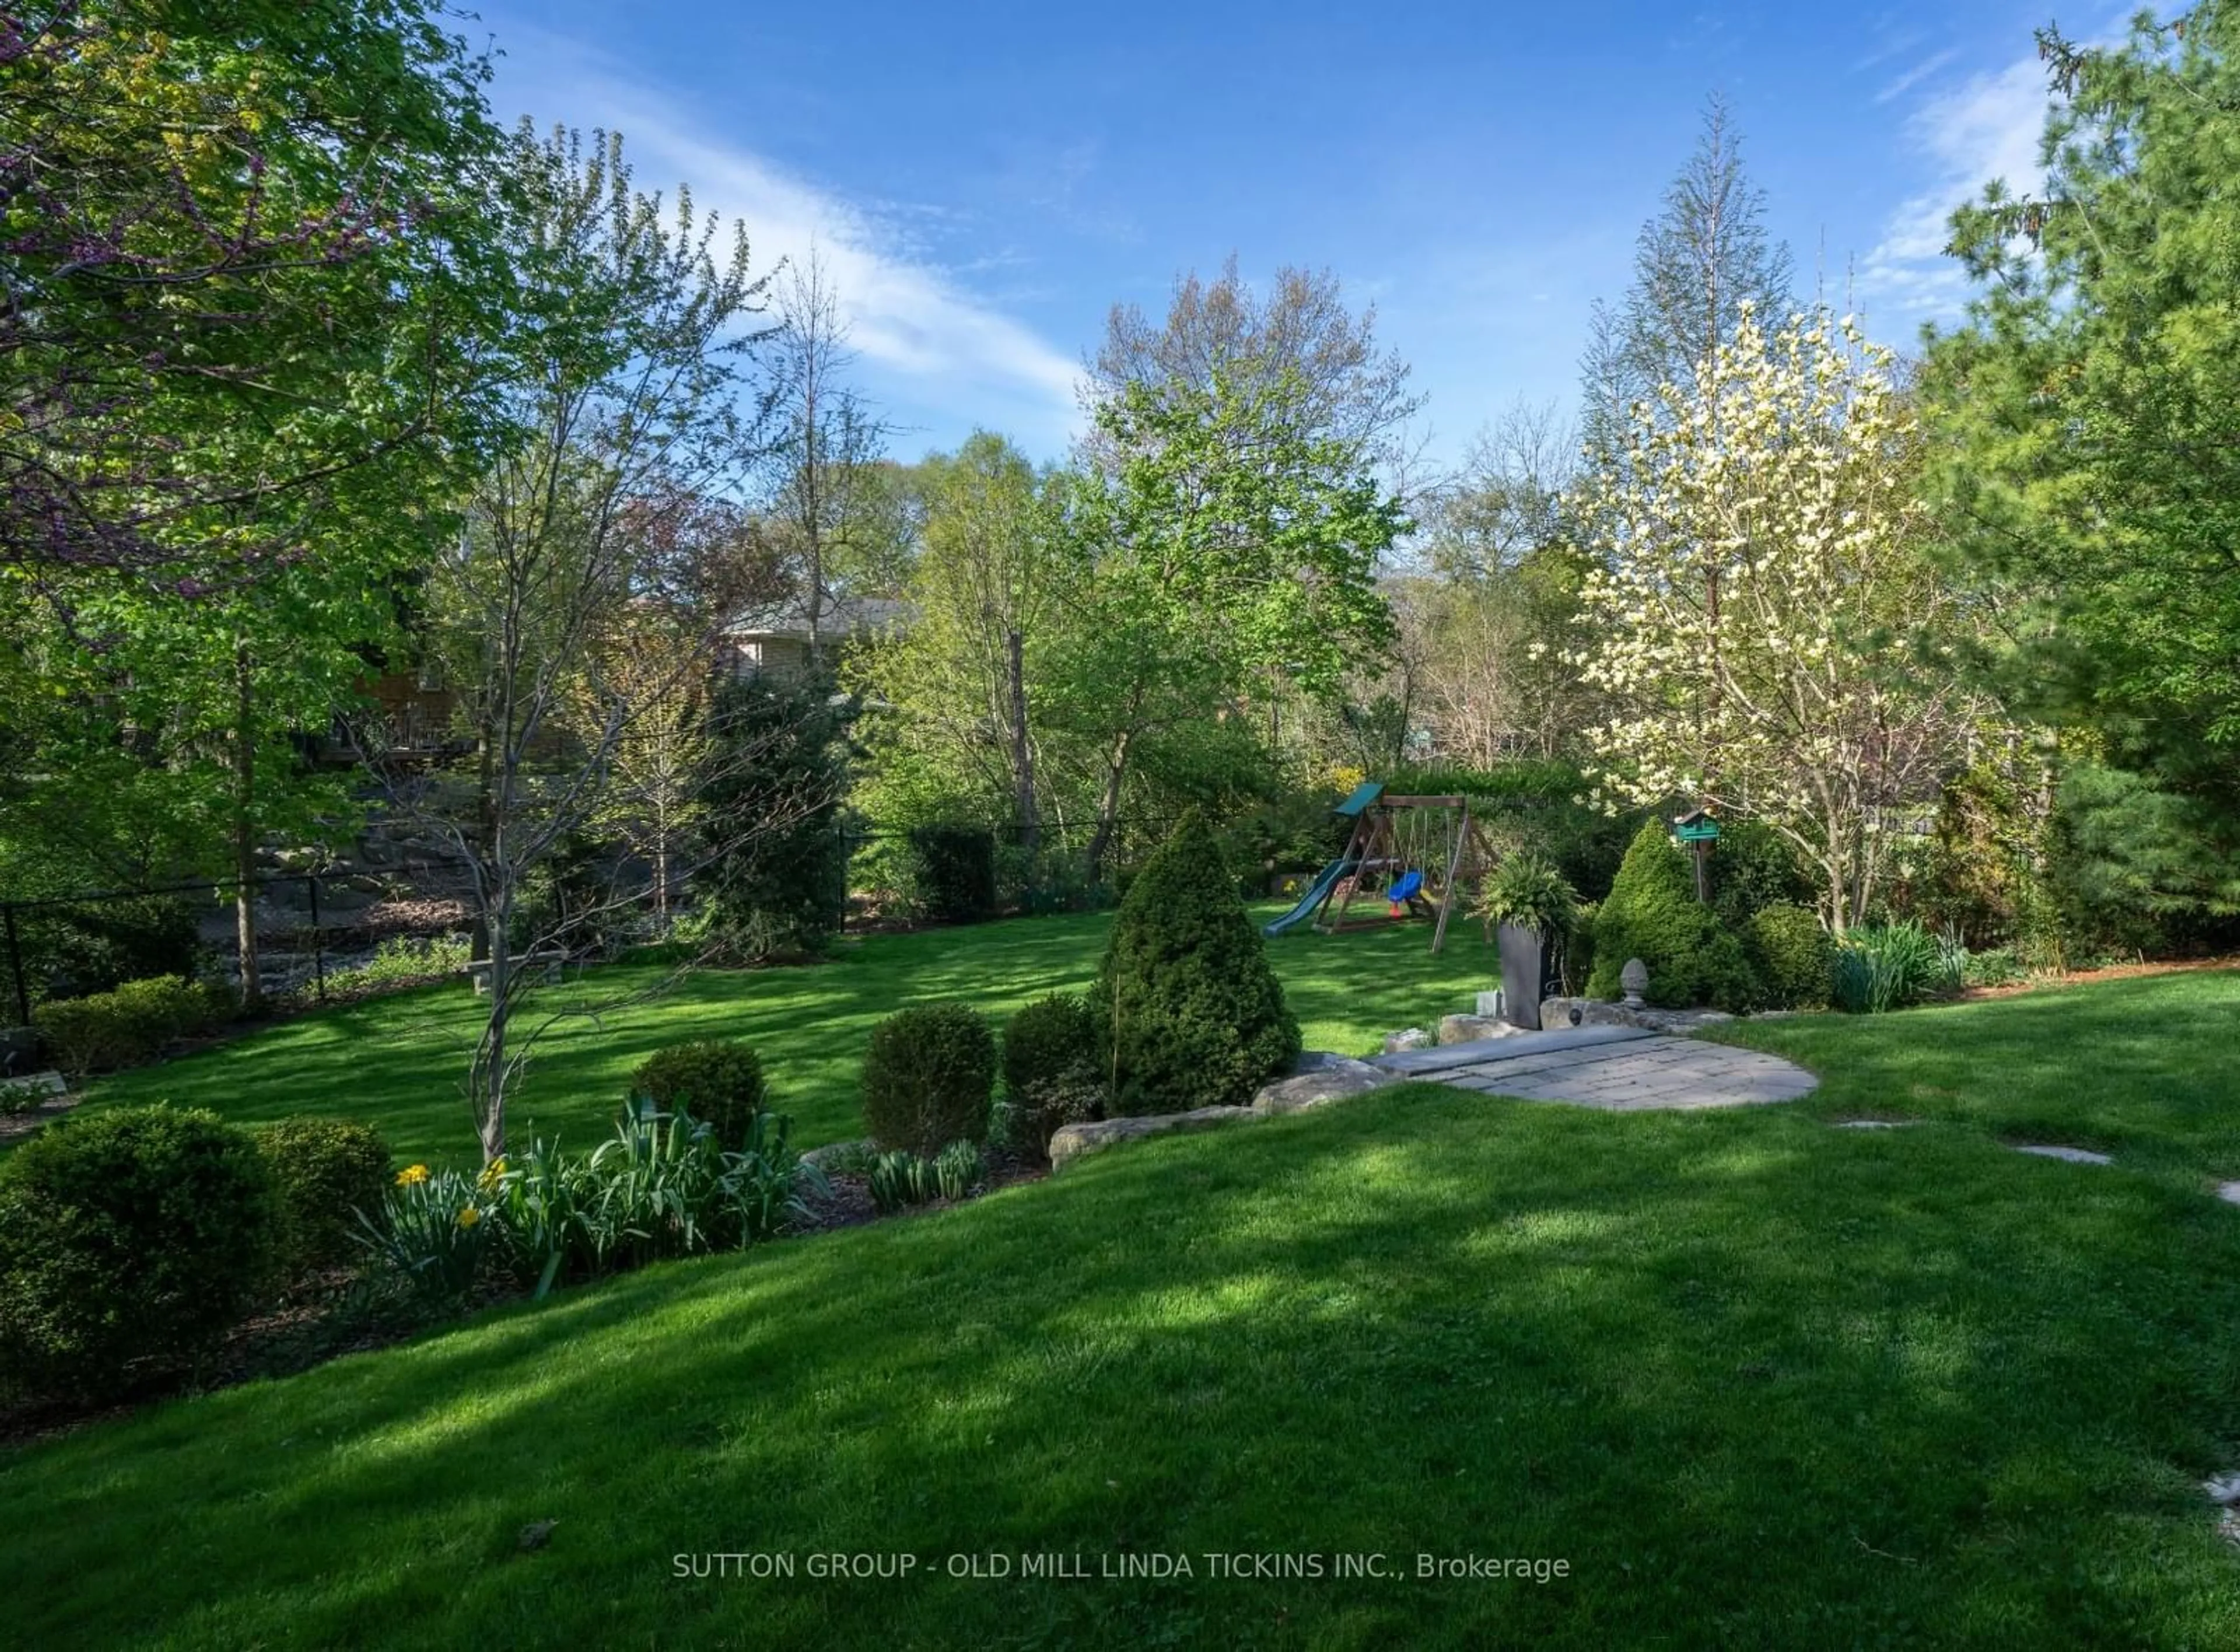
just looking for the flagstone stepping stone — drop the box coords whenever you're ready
[1373,1026,1815,1110]
[1836,1120,1915,1129]
[2010,1144,2113,1165]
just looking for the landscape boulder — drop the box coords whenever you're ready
[1048,1106,1253,1170]
[1437,1013,1528,1045]
[1541,996,1736,1037]
[1252,1054,1394,1115]
[1381,1027,1433,1055]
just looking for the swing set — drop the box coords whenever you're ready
[1261,780,1497,954]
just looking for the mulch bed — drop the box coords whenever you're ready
[1,1152,1052,1449]
[1957,955,2239,1002]
[0,1266,453,1450]
[795,1154,1049,1236]
[0,1096,79,1145]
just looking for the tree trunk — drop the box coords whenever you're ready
[1084,732,1132,886]
[470,730,496,965]
[231,642,264,1012]
[1007,626,1038,855]
[474,898,511,1162]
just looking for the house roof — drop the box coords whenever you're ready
[724,593,911,642]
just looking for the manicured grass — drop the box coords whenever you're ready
[1714,968,2240,1189]
[6,974,2240,1646]
[76,905,1502,1166]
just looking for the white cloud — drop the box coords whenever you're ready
[1856,54,2052,318]
[1874,48,1959,105]
[482,24,1084,445]
[611,102,1083,407]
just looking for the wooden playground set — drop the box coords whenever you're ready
[1261,780,1498,954]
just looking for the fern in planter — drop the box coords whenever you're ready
[1474,853,1581,1027]
[1474,852,1580,938]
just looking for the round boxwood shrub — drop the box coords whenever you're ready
[1587,820,1762,1012]
[1748,904,1835,1010]
[1090,810,1300,1116]
[256,1118,393,1273]
[630,1040,769,1151]
[1001,993,1104,1152]
[0,1104,279,1403]
[861,1004,996,1157]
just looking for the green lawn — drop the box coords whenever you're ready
[78,905,1502,1166]
[7,972,2240,1647]
[1717,969,2240,1189]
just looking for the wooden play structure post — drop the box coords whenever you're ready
[1294,782,1496,954]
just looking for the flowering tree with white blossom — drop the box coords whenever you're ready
[1568,307,1978,934]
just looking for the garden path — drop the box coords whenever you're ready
[1372,1023,1818,1110]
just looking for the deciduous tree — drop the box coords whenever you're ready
[394,125,777,1161]
[1057,370,1404,879]
[0,0,498,575]
[1572,309,1976,932]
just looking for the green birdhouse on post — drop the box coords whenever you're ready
[1672,807,1720,902]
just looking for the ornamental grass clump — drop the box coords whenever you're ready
[1830,921,1962,1014]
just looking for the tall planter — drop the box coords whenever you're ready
[1498,922,1549,1030]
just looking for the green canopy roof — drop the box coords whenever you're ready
[1335,780,1385,818]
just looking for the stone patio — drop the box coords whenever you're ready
[1370,1023,1818,1111]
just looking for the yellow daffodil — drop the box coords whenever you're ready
[396,1164,430,1187]
[456,1205,481,1230]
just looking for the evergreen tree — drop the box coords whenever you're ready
[1090,811,1299,1116]
[1588,820,1760,1012]
[690,668,856,961]
[1580,94,1793,463]
[1925,9,2240,916]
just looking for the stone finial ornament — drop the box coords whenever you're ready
[1619,957,1650,1007]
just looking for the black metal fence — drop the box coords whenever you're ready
[1,815,1171,1026]
[0,867,474,1026]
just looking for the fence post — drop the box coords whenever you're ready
[307,874,326,1003]
[3,903,26,1027]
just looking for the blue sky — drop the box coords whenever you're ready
[475,1,2123,469]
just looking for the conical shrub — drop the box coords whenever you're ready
[1587,818,1762,1011]
[1090,810,1300,1116]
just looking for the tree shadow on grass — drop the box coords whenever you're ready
[1717,970,2240,1178]
[71,907,1503,1170]
[9,1086,2239,1648]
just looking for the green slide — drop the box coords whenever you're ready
[1262,857,1357,937]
